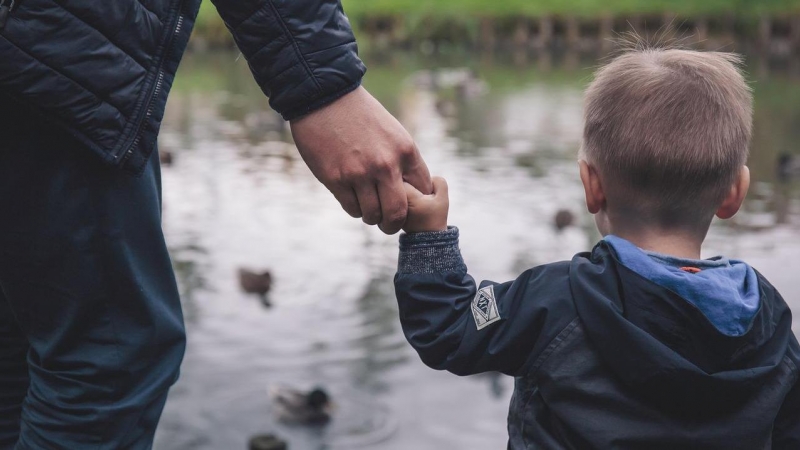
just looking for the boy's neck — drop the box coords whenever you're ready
[608,229,704,260]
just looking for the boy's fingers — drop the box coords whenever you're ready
[403,182,424,200]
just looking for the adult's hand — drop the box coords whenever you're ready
[290,86,432,235]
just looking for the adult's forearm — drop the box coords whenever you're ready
[210,0,366,119]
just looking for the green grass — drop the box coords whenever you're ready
[192,2,229,43]
[195,0,800,31]
[341,0,800,18]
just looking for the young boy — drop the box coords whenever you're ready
[394,48,800,449]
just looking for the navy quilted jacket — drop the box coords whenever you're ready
[0,0,365,174]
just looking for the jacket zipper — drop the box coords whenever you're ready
[0,0,17,31]
[119,7,185,166]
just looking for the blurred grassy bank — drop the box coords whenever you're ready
[193,0,800,48]
[340,0,799,17]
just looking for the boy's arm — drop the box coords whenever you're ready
[395,227,572,377]
[394,178,574,377]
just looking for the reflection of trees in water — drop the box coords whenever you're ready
[721,177,800,233]
[349,264,409,393]
[164,48,800,260]
[743,60,800,230]
[166,51,293,151]
[773,181,792,226]
[170,240,211,326]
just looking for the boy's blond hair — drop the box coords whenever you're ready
[581,48,753,228]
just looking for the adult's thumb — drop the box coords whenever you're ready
[402,145,433,195]
[403,182,424,200]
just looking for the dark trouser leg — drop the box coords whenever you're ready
[0,104,186,450]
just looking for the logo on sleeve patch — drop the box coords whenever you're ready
[471,285,501,330]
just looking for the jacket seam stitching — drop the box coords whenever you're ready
[785,356,798,376]
[52,3,150,71]
[518,382,539,449]
[135,0,162,21]
[527,317,581,376]
[224,2,265,29]
[281,79,361,119]
[303,39,356,57]
[0,36,129,120]
[281,78,361,120]
[264,1,322,93]
[261,60,304,89]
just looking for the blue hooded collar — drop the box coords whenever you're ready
[604,235,760,337]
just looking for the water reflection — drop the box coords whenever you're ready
[154,50,800,449]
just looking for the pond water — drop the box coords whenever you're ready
[153,50,800,450]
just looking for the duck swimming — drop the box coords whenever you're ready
[554,209,575,232]
[269,386,333,425]
[238,268,273,307]
[248,433,288,450]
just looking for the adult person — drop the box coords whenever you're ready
[0,1,431,448]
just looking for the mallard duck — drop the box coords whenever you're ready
[554,209,575,232]
[248,434,288,450]
[269,386,332,425]
[238,268,273,307]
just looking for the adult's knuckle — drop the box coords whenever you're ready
[398,139,417,159]
[374,159,394,177]
[386,208,407,226]
[363,212,381,225]
[339,167,366,184]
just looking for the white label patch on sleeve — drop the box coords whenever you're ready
[471,285,501,330]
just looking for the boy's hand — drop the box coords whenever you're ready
[403,177,449,233]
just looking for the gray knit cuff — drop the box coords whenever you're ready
[398,226,466,274]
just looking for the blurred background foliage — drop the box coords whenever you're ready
[339,0,800,17]
[193,0,800,48]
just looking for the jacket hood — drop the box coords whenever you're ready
[569,241,796,415]
[604,235,760,337]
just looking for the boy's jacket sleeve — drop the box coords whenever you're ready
[210,0,366,120]
[394,227,575,377]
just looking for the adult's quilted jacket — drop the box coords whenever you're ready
[0,0,366,174]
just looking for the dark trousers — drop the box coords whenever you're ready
[0,103,186,449]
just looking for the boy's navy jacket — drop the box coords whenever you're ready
[395,227,800,449]
[0,0,365,174]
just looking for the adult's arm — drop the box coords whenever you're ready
[209,0,432,233]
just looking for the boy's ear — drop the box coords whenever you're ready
[579,160,606,214]
[716,165,750,220]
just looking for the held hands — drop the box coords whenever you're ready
[402,177,449,233]
[290,86,432,235]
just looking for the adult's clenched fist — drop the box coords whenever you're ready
[290,86,432,235]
